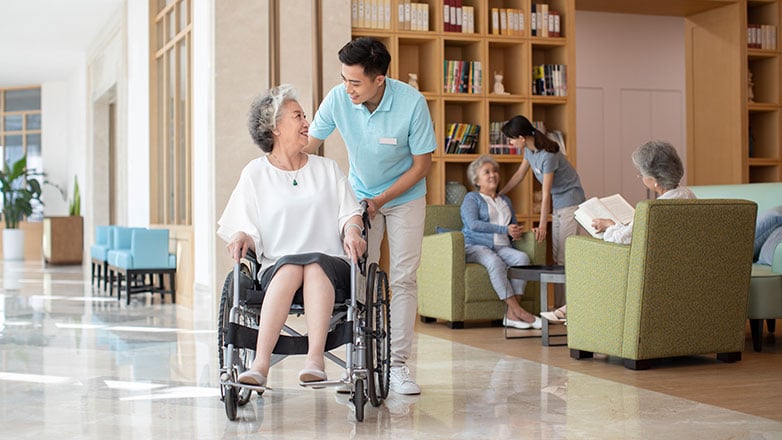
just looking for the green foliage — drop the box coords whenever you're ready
[69,175,81,216]
[0,156,45,229]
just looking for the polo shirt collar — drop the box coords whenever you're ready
[353,78,393,113]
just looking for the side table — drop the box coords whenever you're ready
[506,265,566,346]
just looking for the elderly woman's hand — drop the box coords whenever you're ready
[507,224,524,241]
[343,225,367,263]
[591,218,615,233]
[226,232,254,263]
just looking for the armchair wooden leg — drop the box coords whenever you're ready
[419,316,436,323]
[716,352,741,363]
[750,319,763,352]
[447,321,464,329]
[570,349,593,360]
[624,359,651,370]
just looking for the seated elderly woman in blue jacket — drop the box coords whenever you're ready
[460,155,542,330]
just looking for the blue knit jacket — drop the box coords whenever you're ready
[460,191,516,248]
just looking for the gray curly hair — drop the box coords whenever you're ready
[632,140,684,191]
[247,84,298,152]
[467,155,500,189]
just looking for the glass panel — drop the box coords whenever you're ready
[26,133,41,157]
[4,89,41,112]
[169,9,176,40]
[4,115,23,131]
[25,113,41,130]
[157,17,165,51]
[157,56,166,223]
[178,37,189,224]
[179,0,189,32]
[168,49,176,224]
[3,135,24,167]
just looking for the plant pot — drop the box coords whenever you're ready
[3,229,25,261]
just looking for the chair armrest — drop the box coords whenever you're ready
[513,231,546,265]
[565,236,632,355]
[418,231,467,315]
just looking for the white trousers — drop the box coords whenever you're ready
[366,197,425,367]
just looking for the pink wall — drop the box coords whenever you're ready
[576,11,686,205]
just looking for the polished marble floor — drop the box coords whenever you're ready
[1,261,781,439]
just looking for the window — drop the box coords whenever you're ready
[150,0,192,225]
[0,86,43,220]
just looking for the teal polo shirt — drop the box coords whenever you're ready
[310,77,437,207]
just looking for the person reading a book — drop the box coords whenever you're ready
[499,115,585,314]
[461,155,542,330]
[542,140,695,324]
[217,85,366,388]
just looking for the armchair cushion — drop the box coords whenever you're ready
[566,199,756,365]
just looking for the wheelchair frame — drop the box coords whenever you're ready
[218,213,391,422]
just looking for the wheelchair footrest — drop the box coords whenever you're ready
[220,379,268,394]
[227,320,353,355]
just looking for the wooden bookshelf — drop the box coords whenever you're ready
[687,0,782,184]
[352,0,576,229]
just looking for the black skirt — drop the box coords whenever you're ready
[259,252,351,305]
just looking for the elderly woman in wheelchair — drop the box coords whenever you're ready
[218,84,366,390]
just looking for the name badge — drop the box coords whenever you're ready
[379,137,397,145]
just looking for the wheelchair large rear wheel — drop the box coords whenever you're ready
[218,268,259,403]
[365,263,391,407]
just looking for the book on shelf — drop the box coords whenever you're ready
[532,64,567,96]
[531,3,561,37]
[748,24,777,50]
[547,130,566,155]
[445,123,480,154]
[574,194,635,239]
[444,60,482,94]
[353,0,391,30]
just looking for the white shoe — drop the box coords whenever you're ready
[389,365,421,395]
[503,315,531,329]
[530,316,543,329]
[384,391,419,416]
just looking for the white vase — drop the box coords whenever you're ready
[3,229,25,261]
[445,181,467,205]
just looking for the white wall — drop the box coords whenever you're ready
[41,81,72,215]
[575,11,686,205]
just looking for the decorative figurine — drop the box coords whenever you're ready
[408,72,419,90]
[493,71,507,94]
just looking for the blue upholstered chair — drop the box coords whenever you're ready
[89,226,111,288]
[107,228,177,305]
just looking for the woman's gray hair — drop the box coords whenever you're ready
[467,155,500,189]
[632,140,684,191]
[247,84,298,152]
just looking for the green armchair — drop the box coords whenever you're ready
[566,199,756,370]
[417,204,546,328]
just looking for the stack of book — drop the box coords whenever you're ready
[530,3,561,37]
[444,60,482,94]
[490,8,524,35]
[532,64,567,96]
[444,1,475,33]
[445,123,480,154]
[351,0,392,30]
[748,24,777,50]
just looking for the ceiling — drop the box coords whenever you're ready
[0,0,123,87]
[576,0,736,16]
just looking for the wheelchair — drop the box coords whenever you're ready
[217,211,391,422]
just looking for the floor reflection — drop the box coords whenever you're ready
[1,262,781,439]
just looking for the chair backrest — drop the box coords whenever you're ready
[130,228,171,269]
[689,182,782,214]
[424,205,463,236]
[95,226,110,246]
[112,226,145,250]
[622,198,756,358]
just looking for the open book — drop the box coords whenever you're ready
[574,194,635,239]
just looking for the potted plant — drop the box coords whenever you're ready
[42,175,84,265]
[0,156,45,260]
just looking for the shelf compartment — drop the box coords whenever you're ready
[748,56,780,104]
[488,40,528,96]
[748,109,780,158]
[444,99,484,154]
[748,162,782,182]
[488,100,527,155]
[398,36,440,94]
[531,0,570,38]
[487,0,527,37]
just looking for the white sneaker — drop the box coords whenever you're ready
[389,365,421,395]
[384,391,419,416]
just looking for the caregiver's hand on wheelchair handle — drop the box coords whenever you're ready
[227,231,255,263]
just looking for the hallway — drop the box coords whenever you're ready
[1,261,780,439]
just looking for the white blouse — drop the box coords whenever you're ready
[217,154,361,273]
[602,186,697,245]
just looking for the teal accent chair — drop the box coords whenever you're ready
[107,228,176,304]
[89,226,111,288]
[566,199,756,370]
[417,204,546,328]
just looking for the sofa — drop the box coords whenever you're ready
[690,182,782,351]
[566,199,756,369]
[417,205,546,328]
